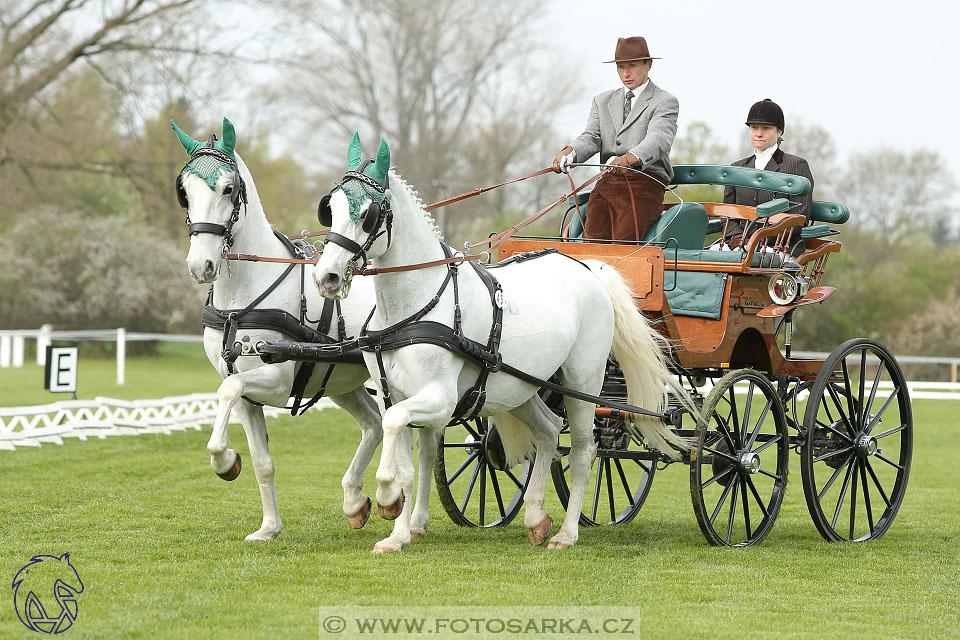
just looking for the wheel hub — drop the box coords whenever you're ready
[482,425,511,471]
[738,451,761,474]
[856,434,878,458]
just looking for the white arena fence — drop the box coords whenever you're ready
[0,393,335,453]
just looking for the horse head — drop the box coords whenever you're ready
[171,117,248,283]
[313,132,392,299]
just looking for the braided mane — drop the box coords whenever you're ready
[390,170,443,241]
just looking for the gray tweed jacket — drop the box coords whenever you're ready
[569,79,679,182]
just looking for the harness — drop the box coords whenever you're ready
[201,230,352,414]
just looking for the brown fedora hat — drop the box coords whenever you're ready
[603,36,660,63]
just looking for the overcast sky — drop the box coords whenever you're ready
[547,0,958,185]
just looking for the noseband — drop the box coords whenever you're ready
[176,135,248,251]
[320,162,393,267]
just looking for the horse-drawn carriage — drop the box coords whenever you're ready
[434,164,912,547]
[174,120,911,551]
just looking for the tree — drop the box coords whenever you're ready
[271,0,576,245]
[668,120,730,204]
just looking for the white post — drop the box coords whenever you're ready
[37,324,52,365]
[0,334,10,368]
[12,335,24,367]
[116,327,126,386]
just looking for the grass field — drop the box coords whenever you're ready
[2,352,959,639]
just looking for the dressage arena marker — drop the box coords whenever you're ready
[0,393,334,452]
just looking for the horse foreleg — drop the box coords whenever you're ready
[328,388,383,529]
[234,400,283,541]
[409,426,442,539]
[207,375,245,478]
[373,427,415,554]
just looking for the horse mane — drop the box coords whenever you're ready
[389,170,443,241]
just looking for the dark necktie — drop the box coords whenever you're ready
[623,90,634,121]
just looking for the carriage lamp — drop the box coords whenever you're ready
[768,272,810,305]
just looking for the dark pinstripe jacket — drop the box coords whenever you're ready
[722,147,814,243]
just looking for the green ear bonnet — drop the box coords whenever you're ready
[332,132,392,223]
[171,117,238,190]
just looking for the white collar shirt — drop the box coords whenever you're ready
[754,144,777,169]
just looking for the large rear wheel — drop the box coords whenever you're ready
[800,339,912,542]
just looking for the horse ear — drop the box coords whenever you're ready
[170,119,202,155]
[217,117,237,158]
[372,138,390,182]
[347,131,362,170]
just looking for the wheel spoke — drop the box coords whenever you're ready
[753,433,782,455]
[875,452,903,471]
[562,462,570,474]
[727,386,742,447]
[865,459,892,507]
[447,450,479,484]
[462,422,481,441]
[459,457,482,514]
[726,474,741,544]
[631,458,653,474]
[813,445,854,464]
[859,460,875,532]
[704,444,737,462]
[709,473,737,525]
[746,398,773,449]
[863,358,886,428]
[865,388,900,434]
[848,457,859,539]
[740,381,755,447]
[874,424,905,439]
[826,382,856,437]
[614,459,636,507]
[817,454,854,501]
[756,467,782,481]
[830,459,856,531]
[740,475,752,540]
[857,349,867,429]
[745,476,770,518]
[479,461,487,526]
[503,466,524,489]
[590,459,603,521]
[841,358,859,431]
[605,459,616,523]
[701,464,736,489]
[488,461,507,518]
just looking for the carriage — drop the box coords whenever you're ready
[430,164,912,547]
[174,120,910,550]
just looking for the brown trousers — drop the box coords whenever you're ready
[584,172,667,241]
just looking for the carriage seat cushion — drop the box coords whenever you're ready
[671,165,811,196]
[565,197,708,249]
[664,248,784,269]
[664,271,727,320]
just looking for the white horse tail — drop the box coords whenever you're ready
[586,260,695,461]
[490,412,538,468]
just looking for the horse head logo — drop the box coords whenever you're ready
[11,553,84,634]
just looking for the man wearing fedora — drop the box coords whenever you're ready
[552,36,679,241]
[722,98,815,253]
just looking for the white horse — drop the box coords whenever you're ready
[172,117,383,541]
[313,134,694,552]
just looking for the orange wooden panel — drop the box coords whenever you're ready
[498,239,665,311]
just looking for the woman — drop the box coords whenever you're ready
[722,99,814,253]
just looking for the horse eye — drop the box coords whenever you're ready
[223,184,233,195]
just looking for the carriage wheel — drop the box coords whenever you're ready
[690,370,789,547]
[551,423,656,526]
[434,418,530,528]
[800,339,913,542]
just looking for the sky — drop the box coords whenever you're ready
[545,0,959,188]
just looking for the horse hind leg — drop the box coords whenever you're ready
[328,388,383,529]
[547,397,596,550]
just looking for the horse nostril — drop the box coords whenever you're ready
[203,260,216,281]
[321,273,340,292]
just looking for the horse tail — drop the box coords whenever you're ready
[491,412,537,468]
[586,260,696,461]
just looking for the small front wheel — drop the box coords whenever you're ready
[690,370,789,547]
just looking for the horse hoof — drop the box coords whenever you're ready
[377,490,405,521]
[410,528,426,539]
[527,515,552,546]
[347,497,372,530]
[547,539,572,550]
[216,452,242,481]
[372,542,403,554]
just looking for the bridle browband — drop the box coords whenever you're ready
[176,135,248,251]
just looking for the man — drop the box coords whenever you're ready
[552,36,679,241]
[722,99,814,252]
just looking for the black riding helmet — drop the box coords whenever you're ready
[745,98,784,131]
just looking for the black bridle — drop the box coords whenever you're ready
[317,162,393,267]
[175,134,248,251]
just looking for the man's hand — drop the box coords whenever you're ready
[552,146,574,173]
[607,153,639,176]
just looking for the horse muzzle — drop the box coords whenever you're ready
[317,264,354,299]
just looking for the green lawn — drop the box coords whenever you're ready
[1,391,957,639]
[0,342,221,407]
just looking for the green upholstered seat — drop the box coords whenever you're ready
[800,223,838,239]
[665,271,727,319]
[644,203,708,248]
[664,248,784,269]
[671,165,811,196]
